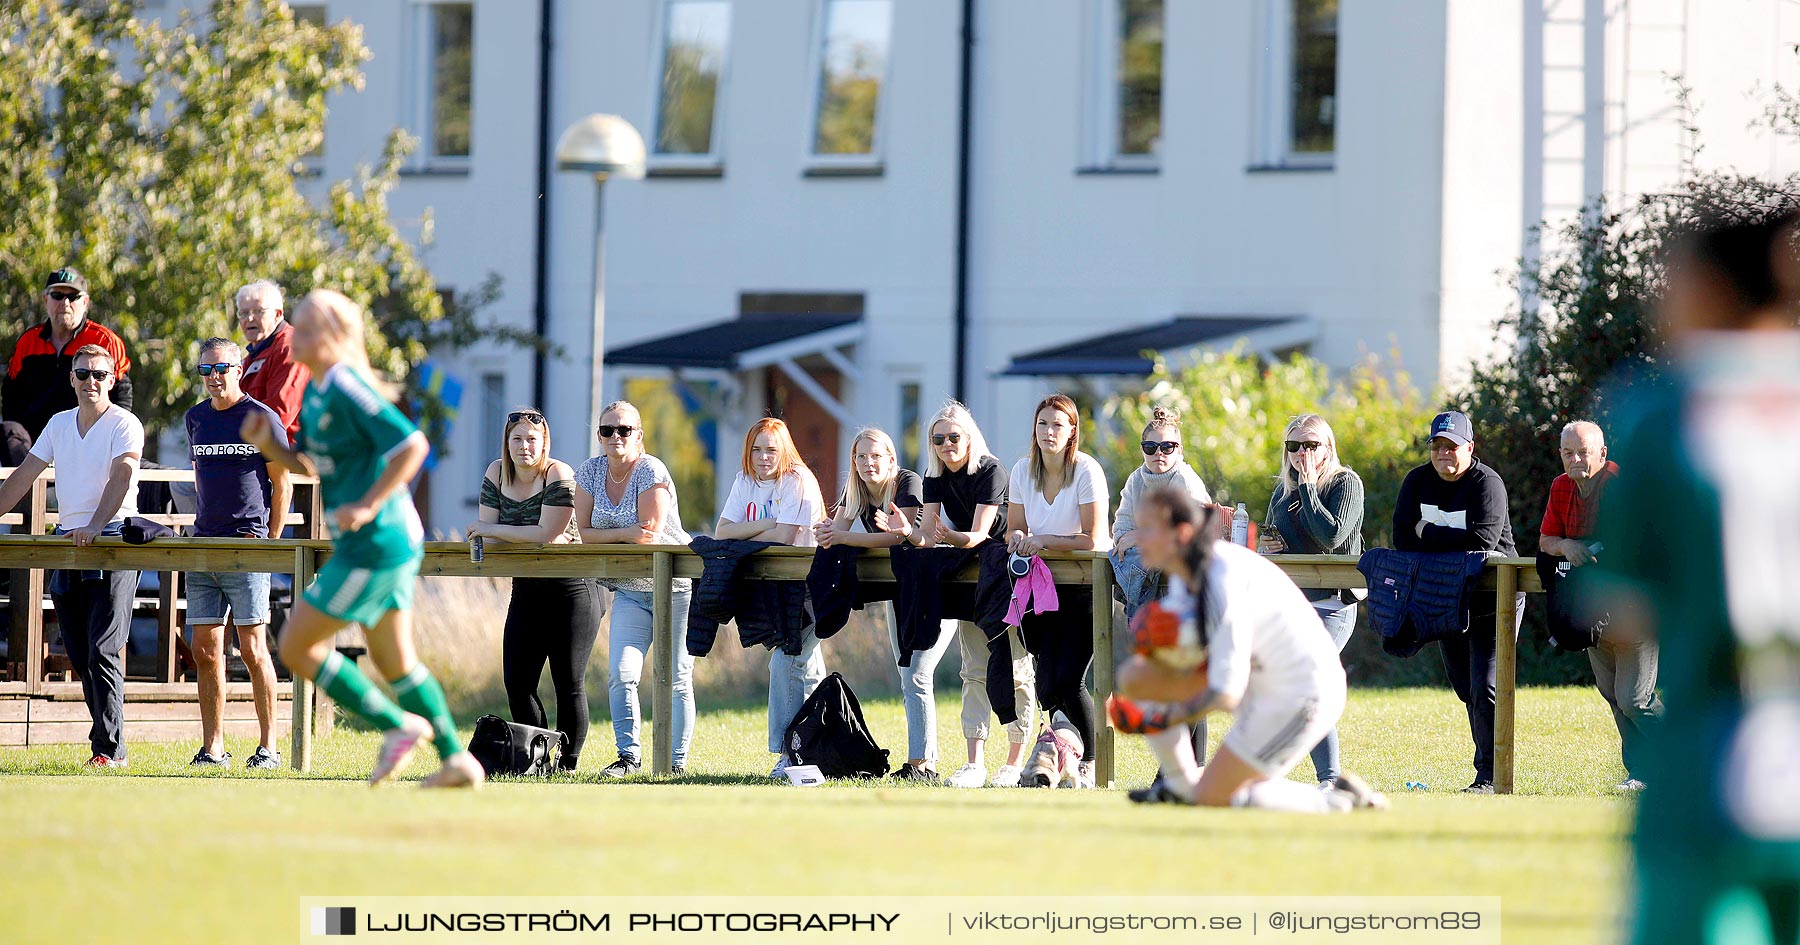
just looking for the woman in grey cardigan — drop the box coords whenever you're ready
[1258,413,1364,787]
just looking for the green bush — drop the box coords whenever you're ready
[1096,347,1436,547]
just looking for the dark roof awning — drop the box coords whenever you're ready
[1001,315,1315,376]
[605,313,862,371]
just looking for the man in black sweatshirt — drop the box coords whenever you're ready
[1392,411,1520,794]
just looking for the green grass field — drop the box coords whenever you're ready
[0,687,1632,945]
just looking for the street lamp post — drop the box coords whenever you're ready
[554,113,646,443]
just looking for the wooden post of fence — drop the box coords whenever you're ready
[21,476,47,694]
[1493,562,1519,795]
[650,550,675,776]
[1092,553,1116,788]
[290,544,315,772]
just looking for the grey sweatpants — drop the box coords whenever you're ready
[1589,630,1663,780]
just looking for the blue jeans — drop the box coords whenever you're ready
[881,603,957,765]
[607,587,695,767]
[768,626,827,754]
[1308,600,1357,782]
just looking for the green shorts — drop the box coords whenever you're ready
[303,555,421,628]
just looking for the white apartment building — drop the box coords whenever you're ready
[192,0,1800,531]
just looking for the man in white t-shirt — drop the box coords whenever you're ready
[0,344,144,767]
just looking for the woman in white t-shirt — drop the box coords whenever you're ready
[1004,393,1111,788]
[1112,486,1385,813]
[715,417,827,779]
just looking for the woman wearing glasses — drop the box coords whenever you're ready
[1257,414,1365,788]
[1005,393,1111,789]
[469,407,593,772]
[915,401,1037,788]
[574,401,695,777]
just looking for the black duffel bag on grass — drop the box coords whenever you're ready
[466,714,567,777]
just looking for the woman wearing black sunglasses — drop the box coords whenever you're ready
[573,400,695,778]
[1113,406,1212,563]
[1258,413,1364,789]
[469,406,595,772]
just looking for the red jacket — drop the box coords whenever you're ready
[240,320,309,442]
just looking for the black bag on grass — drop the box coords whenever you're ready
[781,673,888,779]
[466,714,567,777]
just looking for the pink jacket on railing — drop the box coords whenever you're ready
[1005,554,1060,626]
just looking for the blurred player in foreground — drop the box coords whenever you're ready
[242,289,481,789]
[1596,210,1800,944]
[1108,486,1384,813]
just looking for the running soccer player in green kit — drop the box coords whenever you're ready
[1597,211,1800,944]
[241,288,482,789]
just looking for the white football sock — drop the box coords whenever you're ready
[1147,725,1201,800]
[1229,777,1337,813]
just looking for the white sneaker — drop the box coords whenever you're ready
[989,763,1023,788]
[1615,778,1647,793]
[769,757,790,780]
[422,751,485,789]
[1072,761,1095,789]
[946,763,987,788]
[368,713,433,786]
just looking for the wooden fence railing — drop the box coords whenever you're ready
[0,521,1545,792]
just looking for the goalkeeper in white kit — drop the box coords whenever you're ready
[1108,486,1385,813]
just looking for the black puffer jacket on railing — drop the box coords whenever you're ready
[1356,548,1492,658]
[686,536,812,658]
[806,544,896,640]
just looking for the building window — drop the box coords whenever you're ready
[1257,0,1336,167]
[1089,0,1162,167]
[477,371,504,499]
[1289,0,1337,155]
[897,381,921,471]
[809,0,892,163]
[653,0,731,161]
[411,2,473,165]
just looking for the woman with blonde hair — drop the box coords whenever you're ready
[1006,393,1111,788]
[715,417,826,778]
[573,400,695,777]
[1257,412,1365,787]
[469,406,595,772]
[815,428,943,779]
[241,289,481,787]
[915,400,1037,788]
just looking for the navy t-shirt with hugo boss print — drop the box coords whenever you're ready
[185,395,287,538]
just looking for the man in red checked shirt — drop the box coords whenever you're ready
[1539,419,1658,792]
[234,280,309,451]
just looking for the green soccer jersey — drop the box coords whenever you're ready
[299,363,425,567]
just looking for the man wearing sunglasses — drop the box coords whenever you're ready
[235,280,308,446]
[182,338,290,769]
[0,345,144,767]
[2,268,134,448]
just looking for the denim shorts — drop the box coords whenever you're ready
[185,570,272,627]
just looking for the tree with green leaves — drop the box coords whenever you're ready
[0,0,522,446]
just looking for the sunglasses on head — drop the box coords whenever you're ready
[196,362,237,376]
[508,411,545,426]
[73,368,110,381]
[1284,440,1323,453]
[930,433,963,446]
[597,424,637,439]
[47,290,83,302]
[1140,440,1180,456]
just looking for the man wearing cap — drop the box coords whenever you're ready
[2,268,134,447]
[1393,411,1521,795]
[1540,420,1659,792]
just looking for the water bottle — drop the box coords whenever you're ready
[468,535,484,563]
[1230,503,1249,546]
